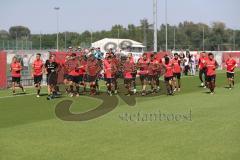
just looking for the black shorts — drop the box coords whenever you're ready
[184,65,190,71]
[83,74,87,82]
[206,75,216,82]
[148,75,157,81]
[34,75,43,84]
[69,75,80,83]
[199,68,207,76]
[79,75,84,82]
[47,72,58,85]
[105,78,114,84]
[115,71,122,79]
[124,78,132,84]
[140,74,148,81]
[112,75,117,81]
[64,74,70,80]
[173,73,181,79]
[132,72,137,78]
[12,77,21,83]
[154,74,159,81]
[164,76,173,82]
[226,72,234,79]
[86,75,97,82]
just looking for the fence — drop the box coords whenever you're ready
[0,40,33,50]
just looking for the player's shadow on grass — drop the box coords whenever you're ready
[224,86,231,89]
[13,92,27,95]
[40,93,48,96]
[55,78,167,121]
[117,78,166,106]
[203,91,212,94]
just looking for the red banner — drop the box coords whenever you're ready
[145,52,171,61]
[49,51,83,83]
[0,51,7,89]
[50,51,83,64]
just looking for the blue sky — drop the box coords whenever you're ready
[0,0,239,34]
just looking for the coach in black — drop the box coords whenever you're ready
[45,54,59,100]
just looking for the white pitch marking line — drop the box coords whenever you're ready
[0,93,36,99]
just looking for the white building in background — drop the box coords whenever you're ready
[91,38,145,62]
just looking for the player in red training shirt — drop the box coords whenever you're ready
[104,56,117,96]
[32,53,44,97]
[64,53,80,97]
[148,54,160,93]
[172,53,182,92]
[122,56,135,96]
[225,54,237,89]
[86,54,101,95]
[62,55,71,93]
[155,54,163,92]
[127,53,137,94]
[137,53,149,96]
[198,52,208,88]
[111,54,120,94]
[204,53,219,95]
[162,56,174,95]
[77,55,87,94]
[10,56,25,95]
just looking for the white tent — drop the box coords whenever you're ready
[91,38,145,62]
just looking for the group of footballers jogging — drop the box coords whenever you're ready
[9,48,237,100]
[198,51,237,93]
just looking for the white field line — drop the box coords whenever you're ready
[0,93,37,99]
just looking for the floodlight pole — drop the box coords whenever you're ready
[15,32,18,51]
[26,35,28,50]
[64,31,67,51]
[173,26,176,50]
[165,0,168,52]
[2,40,4,50]
[233,30,236,51]
[202,27,205,51]
[91,31,93,44]
[54,7,60,51]
[153,0,158,52]
[40,31,42,50]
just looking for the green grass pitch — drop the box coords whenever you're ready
[0,71,240,160]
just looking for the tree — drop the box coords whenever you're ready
[3,21,240,51]
[111,25,124,38]
[9,26,31,39]
[0,30,9,39]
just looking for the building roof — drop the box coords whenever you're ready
[91,38,145,48]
